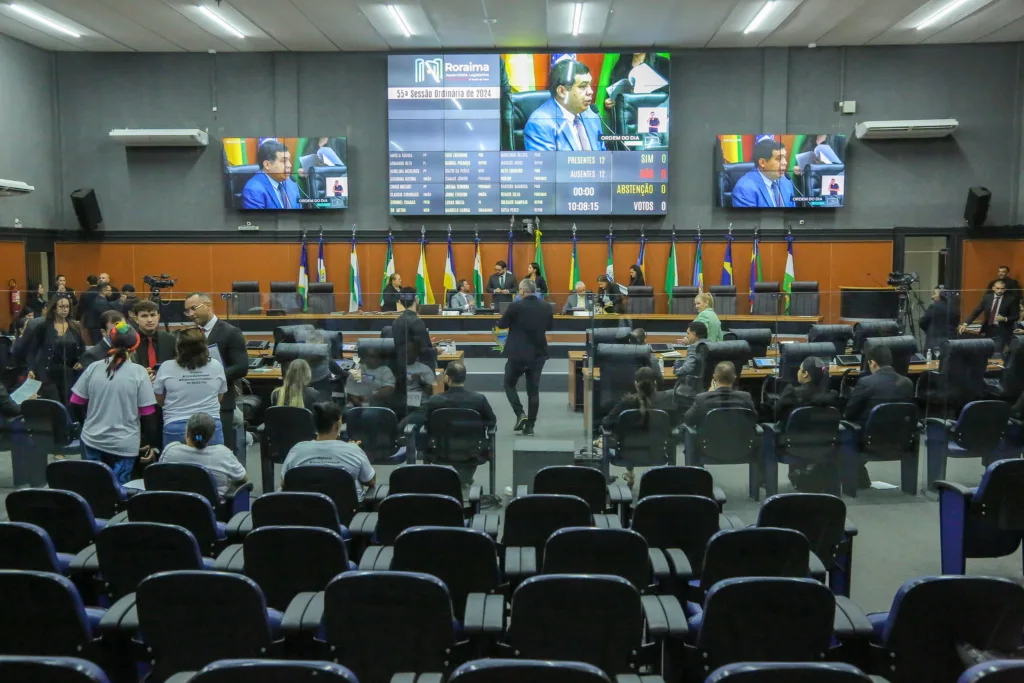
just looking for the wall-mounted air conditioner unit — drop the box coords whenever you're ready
[854,119,958,140]
[0,179,34,196]
[109,128,209,147]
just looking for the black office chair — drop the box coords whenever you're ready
[840,403,920,497]
[722,328,772,357]
[808,324,854,358]
[344,406,408,466]
[917,338,995,411]
[852,320,900,353]
[268,281,300,314]
[671,286,699,315]
[258,406,315,494]
[987,335,1024,399]
[626,286,654,315]
[762,341,836,410]
[593,343,655,433]
[751,282,782,316]
[143,461,252,522]
[20,399,80,486]
[860,335,918,377]
[501,494,593,584]
[418,407,497,500]
[272,324,315,352]
[229,281,262,316]
[696,340,752,392]
[718,163,755,208]
[507,91,554,151]
[789,281,820,316]
[684,407,763,501]
[307,282,336,314]
[600,409,676,484]
[763,406,843,497]
[586,327,631,354]
[708,285,737,315]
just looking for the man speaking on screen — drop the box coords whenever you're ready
[730,136,797,208]
[523,58,607,152]
[241,139,302,210]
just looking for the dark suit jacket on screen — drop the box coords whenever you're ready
[497,294,554,364]
[205,318,248,413]
[683,387,755,428]
[843,366,914,427]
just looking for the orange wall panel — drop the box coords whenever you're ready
[962,239,1024,298]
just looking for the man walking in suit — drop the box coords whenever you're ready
[684,361,755,428]
[961,280,1020,353]
[449,279,475,313]
[184,292,249,454]
[524,58,606,152]
[730,137,797,208]
[129,300,176,377]
[486,261,514,309]
[498,279,554,435]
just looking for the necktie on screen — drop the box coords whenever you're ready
[278,184,291,209]
[574,116,592,152]
[772,181,784,208]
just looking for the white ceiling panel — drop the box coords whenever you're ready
[546,0,612,50]
[760,0,870,46]
[34,0,184,51]
[289,0,389,51]
[0,1,130,50]
[220,0,335,50]
[164,1,283,51]
[977,14,1024,42]
[92,0,237,52]
[707,0,805,48]
[924,0,1024,43]
[815,0,927,45]
[649,0,744,47]
[482,0,546,48]
[0,12,81,50]
[421,0,493,49]
[869,0,997,44]
[357,2,441,50]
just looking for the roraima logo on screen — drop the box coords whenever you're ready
[414,58,491,84]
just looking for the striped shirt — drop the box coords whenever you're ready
[281,440,375,502]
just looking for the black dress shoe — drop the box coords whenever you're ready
[523,423,535,436]
[513,415,528,432]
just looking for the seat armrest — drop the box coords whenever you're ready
[70,545,99,575]
[225,511,252,540]
[282,591,324,636]
[371,484,390,504]
[719,514,743,530]
[504,547,537,579]
[98,593,138,635]
[224,482,254,516]
[391,676,445,683]
[761,422,779,438]
[615,676,666,683]
[358,545,394,571]
[712,487,727,507]
[600,426,614,437]
[470,513,500,539]
[213,544,245,572]
[514,485,529,499]
[463,593,505,635]
[648,548,671,583]
[833,595,873,639]
[468,485,482,504]
[681,424,697,436]
[594,513,623,529]
[808,552,828,582]
[607,483,632,505]
[640,594,688,638]
[107,510,129,526]
[839,420,862,435]
[164,674,196,683]
[350,511,378,537]
[663,548,693,582]
[934,480,974,498]
[844,518,858,537]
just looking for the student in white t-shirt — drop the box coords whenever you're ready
[160,412,247,499]
[154,327,227,448]
[281,401,376,502]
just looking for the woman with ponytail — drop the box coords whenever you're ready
[160,412,247,499]
[601,366,672,488]
[70,321,159,484]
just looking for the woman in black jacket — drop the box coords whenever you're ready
[628,264,646,288]
[775,355,837,423]
[381,273,402,312]
[525,262,548,297]
[14,296,86,404]
[919,286,959,355]
[601,366,672,488]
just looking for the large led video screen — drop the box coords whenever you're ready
[388,53,671,216]
[223,137,348,210]
[715,134,847,209]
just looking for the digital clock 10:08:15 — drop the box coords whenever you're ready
[567,201,601,212]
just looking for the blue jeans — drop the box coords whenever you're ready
[83,443,136,485]
[163,418,224,449]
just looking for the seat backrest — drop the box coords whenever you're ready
[136,570,274,683]
[612,409,673,467]
[789,281,821,317]
[671,287,699,315]
[626,286,654,315]
[0,570,94,656]
[509,91,555,150]
[696,407,760,463]
[0,522,61,572]
[508,574,644,675]
[272,324,315,349]
[697,341,751,390]
[862,403,919,456]
[450,659,612,683]
[323,571,457,682]
[718,164,754,206]
[344,407,399,463]
[778,342,836,384]
[268,281,300,313]
[502,494,593,554]
[861,335,918,377]
[940,338,996,400]
[243,526,350,611]
[1000,336,1024,396]
[262,407,316,462]
[388,464,464,500]
[586,328,631,354]
[376,493,465,545]
[757,493,847,566]
[975,459,1024,531]
[282,466,359,526]
[595,344,652,410]
[46,460,122,520]
[144,462,220,508]
[698,578,835,671]
[392,526,500,616]
[251,492,342,535]
[5,489,97,554]
[543,528,650,590]
[959,661,1024,683]
[229,281,262,316]
[532,466,607,513]
[190,660,357,683]
[95,522,205,600]
[631,495,720,575]
[807,324,854,358]
[953,400,1011,452]
[700,527,810,595]
[751,282,781,316]
[20,399,75,451]
[126,491,221,555]
[723,328,772,357]
[0,656,113,683]
[706,663,872,682]
[427,408,488,463]
[780,406,842,463]
[708,286,737,315]
[307,282,336,315]
[881,576,1024,683]
[852,320,900,353]
[637,465,715,500]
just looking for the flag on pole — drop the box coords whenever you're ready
[379,233,394,307]
[783,233,795,314]
[749,233,762,303]
[605,232,615,281]
[298,233,309,312]
[443,230,457,294]
[692,236,704,293]
[472,236,484,308]
[317,231,327,283]
[664,234,679,303]
[507,226,515,279]
[721,235,734,286]
[568,231,580,291]
[534,227,546,278]
[416,236,435,305]
[636,234,647,278]
[348,236,362,312]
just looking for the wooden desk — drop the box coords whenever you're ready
[246,348,465,365]
[247,366,446,395]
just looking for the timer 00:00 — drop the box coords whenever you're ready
[571,186,596,197]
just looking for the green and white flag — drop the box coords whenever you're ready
[783,234,795,314]
[473,238,484,307]
[664,234,679,303]
[379,234,394,307]
[416,237,435,305]
[298,233,309,312]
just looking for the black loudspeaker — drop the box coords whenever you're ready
[70,188,103,232]
[964,186,991,227]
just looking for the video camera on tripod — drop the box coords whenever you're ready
[143,274,176,290]
[887,271,920,291]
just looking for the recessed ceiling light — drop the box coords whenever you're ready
[198,5,245,39]
[9,4,80,38]
[743,0,776,34]
[388,4,412,38]
[571,3,583,36]
[916,0,969,30]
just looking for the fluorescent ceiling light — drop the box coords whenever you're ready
[451,98,462,110]
[743,0,776,34]
[916,0,969,30]
[9,4,80,38]
[389,4,412,38]
[571,3,583,36]
[199,5,245,39]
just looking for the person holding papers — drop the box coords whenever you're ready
[154,328,228,448]
[604,53,671,109]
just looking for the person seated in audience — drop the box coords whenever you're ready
[628,328,663,381]
[693,292,723,341]
[404,351,437,412]
[304,330,345,401]
[271,358,319,410]
[345,347,396,408]
[13,296,85,404]
[48,274,77,309]
[601,366,673,488]
[70,322,159,485]
[563,281,591,313]
[669,321,708,415]
[281,401,376,502]
[158,412,247,500]
[25,282,48,317]
[10,307,33,337]
[154,327,228,448]
[776,356,837,423]
[381,273,402,313]
[595,275,623,314]
[80,310,126,369]
[684,361,754,428]
[449,279,475,313]
[130,300,176,375]
[919,286,959,355]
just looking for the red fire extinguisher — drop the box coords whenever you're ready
[8,279,21,318]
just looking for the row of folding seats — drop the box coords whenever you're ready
[1,567,1021,683]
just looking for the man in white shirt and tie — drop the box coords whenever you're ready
[449,279,475,313]
[961,280,1020,354]
[487,261,514,310]
[523,58,607,152]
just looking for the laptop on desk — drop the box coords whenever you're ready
[419,304,440,315]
